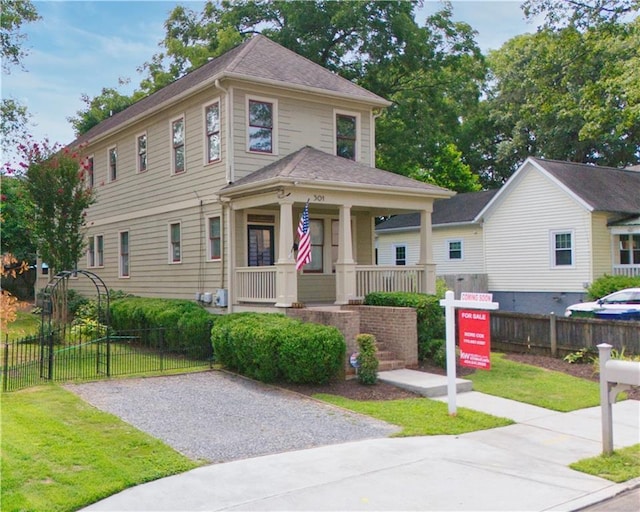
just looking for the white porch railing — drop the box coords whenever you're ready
[613,265,640,278]
[356,266,425,297]
[236,266,277,302]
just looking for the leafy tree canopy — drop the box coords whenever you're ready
[523,0,639,29]
[0,0,39,73]
[0,175,36,262]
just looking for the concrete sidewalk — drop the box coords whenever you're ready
[84,371,640,511]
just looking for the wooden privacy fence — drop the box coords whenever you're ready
[490,311,640,356]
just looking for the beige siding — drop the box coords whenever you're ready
[433,225,485,274]
[591,212,613,280]
[484,167,593,292]
[299,275,335,302]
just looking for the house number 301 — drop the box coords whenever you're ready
[313,194,325,202]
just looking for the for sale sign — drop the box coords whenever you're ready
[458,309,491,370]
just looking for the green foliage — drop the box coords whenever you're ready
[356,334,379,385]
[0,0,40,72]
[586,274,640,300]
[69,86,135,136]
[364,292,445,361]
[22,140,95,274]
[0,176,36,262]
[431,340,447,369]
[563,348,596,364]
[211,313,346,384]
[110,297,212,357]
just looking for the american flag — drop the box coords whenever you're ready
[296,202,311,270]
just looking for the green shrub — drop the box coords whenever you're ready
[364,291,445,361]
[211,313,346,384]
[110,297,213,357]
[356,334,378,385]
[587,275,640,301]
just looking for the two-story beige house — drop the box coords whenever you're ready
[53,35,453,310]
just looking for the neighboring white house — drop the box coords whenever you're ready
[376,158,640,314]
[39,35,454,310]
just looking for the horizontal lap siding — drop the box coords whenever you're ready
[433,225,484,274]
[591,212,613,281]
[484,167,592,293]
[299,274,336,302]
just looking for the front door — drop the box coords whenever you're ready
[248,225,274,266]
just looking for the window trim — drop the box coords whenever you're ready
[87,234,104,268]
[550,230,574,268]
[169,222,182,264]
[246,96,278,155]
[136,132,148,173]
[119,230,130,278]
[447,239,463,261]
[334,109,360,161]
[393,244,407,266]
[203,99,222,165]
[208,216,222,261]
[107,146,117,182]
[171,115,186,175]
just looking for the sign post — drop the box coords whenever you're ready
[439,291,499,415]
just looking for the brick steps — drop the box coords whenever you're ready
[376,343,405,372]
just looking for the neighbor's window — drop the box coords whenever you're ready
[552,231,573,266]
[108,146,117,181]
[172,117,185,174]
[619,234,640,265]
[248,99,273,153]
[395,245,407,266]
[205,102,221,163]
[336,113,356,160]
[137,133,147,172]
[170,222,181,263]
[119,231,129,277]
[448,240,463,260]
[208,216,221,260]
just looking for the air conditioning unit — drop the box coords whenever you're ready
[202,292,213,304]
[215,289,228,307]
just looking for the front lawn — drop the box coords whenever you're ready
[571,444,640,482]
[1,385,202,512]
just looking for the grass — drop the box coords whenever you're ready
[570,444,640,482]
[1,385,203,512]
[466,352,600,411]
[3,310,40,341]
[314,395,513,436]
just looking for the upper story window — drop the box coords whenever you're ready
[248,98,275,153]
[208,216,221,260]
[394,245,407,266]
[336,112,357,160]
[85,155,94,188]
[172,117,185,174]
[169,222,181,263]
[137,133,147,172]
[448,240,463,260]
[205,102,221,163]
[108,146,117,182]
[551,231,573,267]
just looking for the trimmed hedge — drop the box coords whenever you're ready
[109,297,213,357]
[211,313,346,384]
[364,291,445,361]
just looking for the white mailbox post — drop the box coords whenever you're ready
[597,343,640,454]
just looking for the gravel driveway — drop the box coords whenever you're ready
[65,371,399,463]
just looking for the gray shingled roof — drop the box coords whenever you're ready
[532,158,640,214]
[221,146,453,196]
[74,35,389,147]
[375,189,498,231]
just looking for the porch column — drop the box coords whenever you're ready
[335,204,356,305]
[418,208,436,294]
[275,198,297,307]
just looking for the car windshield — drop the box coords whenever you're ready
[602,291,640,304]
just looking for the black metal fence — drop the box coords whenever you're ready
[1,325,214,392]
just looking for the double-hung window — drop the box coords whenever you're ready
[137,133,147,172]
[85,155,94,188]
[551,231,573,266]
[394,245,407,266]
[619,234,640,265]
[88,235,104,267]
[169,222,181,263]
[119,231,129,277]
[172,117,185,174]
[205,102,221,163]
[335,112,357,160]
[448,240,463,260]
[208,217,221,260]
[248,98,275,153]
[108,146,117,181]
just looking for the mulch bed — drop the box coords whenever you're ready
[279,352,640,401]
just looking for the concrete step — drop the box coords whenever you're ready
[378,369,472,398]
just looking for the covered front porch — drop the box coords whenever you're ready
[611,217,640,278]
[219,147,453,310]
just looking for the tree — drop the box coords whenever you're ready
[0,175,36,263]
[408,143,481,193]
[68,84,136,136]
[21,139,95,275]
[476,19,640,185]
[523,0,639,29]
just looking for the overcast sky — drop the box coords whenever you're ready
[1,1,541,164]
